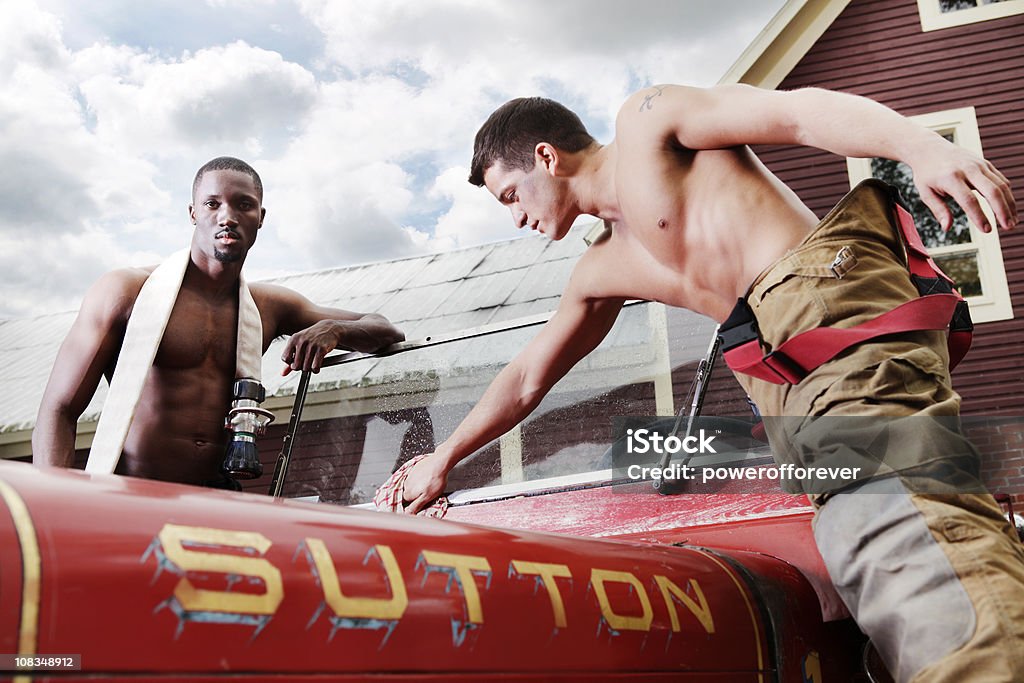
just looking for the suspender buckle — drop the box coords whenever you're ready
[829,246,858,279]
[718,319,758,351]
[719,298,761,350]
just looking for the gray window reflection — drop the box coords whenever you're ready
[934,252,982,297]
[870,132,983,297]
[870,156,972,249]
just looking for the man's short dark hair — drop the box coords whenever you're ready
[469,97,595,187]
[192,156,263,200]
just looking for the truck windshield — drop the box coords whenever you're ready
[269,301,765,506]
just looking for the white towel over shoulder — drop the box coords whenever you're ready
[85,248,263,474]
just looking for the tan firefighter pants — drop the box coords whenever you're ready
[731,180,1024,682]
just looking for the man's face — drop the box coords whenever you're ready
[483,158,573,241]
[189,170,265,263]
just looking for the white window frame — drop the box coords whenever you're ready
[917,0,1024,31]
[846,106,1013,324]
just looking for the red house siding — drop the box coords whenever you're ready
[752,0,1024,502]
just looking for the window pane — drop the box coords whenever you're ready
[870,156,972,248]
[940,0,979,12]
[934,251,982,296]
[940,0,1012,11]
[275,303,765,505]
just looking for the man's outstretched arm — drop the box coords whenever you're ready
[401,288,626,515]
[621,84,1017,233]
[262,284,405,375]
[33,272,137,466]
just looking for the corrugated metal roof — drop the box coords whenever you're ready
[0,226,592,437]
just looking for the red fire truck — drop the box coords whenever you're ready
[2,308,922,682]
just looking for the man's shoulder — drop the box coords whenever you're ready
[248,281,305,307]
[616,84,701,138]
[619,85,673,118]
[89,266,153,301]
[565,236,618,298]
[564,228,658,306]
[246,281,311,331]
[75,267,153,325]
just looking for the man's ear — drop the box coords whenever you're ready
[188,203,196,226]
[259,207,266,229]
[535,142,560,176]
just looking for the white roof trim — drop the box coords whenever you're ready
[719,0,853,89]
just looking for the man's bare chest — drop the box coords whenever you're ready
[584,218,742,321]
[617,166,689,238]
[152,291,239,372]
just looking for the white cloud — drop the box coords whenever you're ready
[0,230,166,318]
[0,1,68,74]
[258,73,497,268]
[297,0,775,92]
[75,40,318,159]
[0,0,788,318]
[263,147,422,268]
[429,165,513,250]
[0,3,328,316]
[0,2,175,316]
[205,0,275,6]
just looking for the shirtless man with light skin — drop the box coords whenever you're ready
[398,85,1024,681]
[33,157,404,486]
[402,84,1016,510]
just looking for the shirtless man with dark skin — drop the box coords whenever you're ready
[33,157,404,485]
[397,85,1022,682]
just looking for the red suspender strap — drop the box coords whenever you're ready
[724,294,962,385]
[722,187,973,386]
[948,328,972,370]
[724,339,789,385]
[893,200,973,367]
[894,202,956,285]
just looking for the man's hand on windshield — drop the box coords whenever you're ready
[401,454,450,515]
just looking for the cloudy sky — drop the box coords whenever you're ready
[0,0,786,319]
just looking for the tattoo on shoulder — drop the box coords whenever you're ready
[639,86,666,112]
